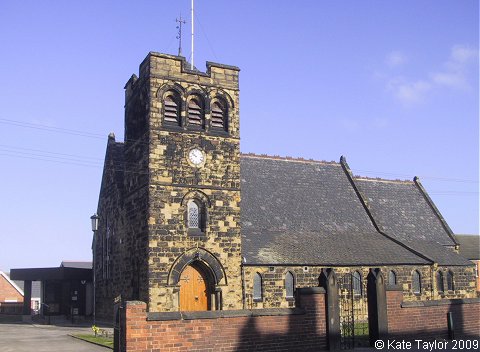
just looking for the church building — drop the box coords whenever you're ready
[94,52,476,322]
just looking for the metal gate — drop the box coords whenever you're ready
[338,272,370,350]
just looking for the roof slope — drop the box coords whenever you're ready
[455,235,480,260]
[353,178,455,246]
[353,177,471,266]
[240,155,428,266]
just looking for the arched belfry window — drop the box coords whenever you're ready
[285,271,295,299]
[436,271,444,293]
[388,270,397,286]
[253,273,263,301]
[187,96,205,128]
[353,271,362,297]
[211,98,228,131]
[164,91,181,126]
[412,270,421,294]
[187,199,205,232]
[446,270,454,291]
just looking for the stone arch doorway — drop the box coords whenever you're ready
[179,261,214,311]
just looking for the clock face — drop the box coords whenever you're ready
[188,148,205,166]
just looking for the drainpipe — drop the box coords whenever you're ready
[431,263,438,299]
[241,256,246,309]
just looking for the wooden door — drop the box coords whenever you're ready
[179,265,210,311]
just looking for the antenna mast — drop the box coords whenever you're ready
[191,0,194,69]
[176,15,186,56]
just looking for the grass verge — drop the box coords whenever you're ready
[71,334,113,349]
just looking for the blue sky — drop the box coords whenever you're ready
[0,0,478,271]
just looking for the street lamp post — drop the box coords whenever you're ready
[90,213,99,326]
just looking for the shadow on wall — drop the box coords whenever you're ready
[385,288,480,344]
[235,288,327,352]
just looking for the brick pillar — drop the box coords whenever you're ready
[22,280,32,316]
[297,286,328,350]
[385,285,404,338]
[122,301,147,352]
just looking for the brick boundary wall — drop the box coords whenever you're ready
[386,288,480,340]
[118,288,328,352]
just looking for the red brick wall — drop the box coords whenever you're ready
[387,289,480,340]
[121,292,327,352]
[0,274,23,303]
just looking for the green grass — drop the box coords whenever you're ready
[73,334,114,349]
[354,321,369,337]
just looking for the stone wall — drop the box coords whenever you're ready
[95,71,152,320]
[96,53,245,317]
[145,53,243,312]
[243,265,477,309]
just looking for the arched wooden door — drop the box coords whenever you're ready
[179,264,211,311]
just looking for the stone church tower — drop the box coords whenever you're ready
[96,52,243,316]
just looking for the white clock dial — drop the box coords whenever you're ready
[188,148,205,166]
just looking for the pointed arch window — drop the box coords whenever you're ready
[388,270,397,286]
[412,270,421,294]
[436,271,444,293]
[187,199,205,232]
[253,273,263,301]
[446,270,454,291]
[285,271,295,299]
[187,96,205,128]
[164,91,181,126]
[188,200,199,228]
[353,271,362,297]
[211,98,228,132]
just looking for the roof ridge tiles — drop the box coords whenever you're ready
[354,175,413,183]
[240,152,338,165]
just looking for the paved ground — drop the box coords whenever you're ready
[0,323,110,352]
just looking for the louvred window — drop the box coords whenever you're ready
[188,97,204,127]
[211,100,227,130]
[164,94,180,125]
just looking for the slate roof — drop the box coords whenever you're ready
[353,177,456,246]
[240,155,429,266]
[352,177,471,266]
[102,138,469,267]
[455,235,480,260]
[398,238,472,266]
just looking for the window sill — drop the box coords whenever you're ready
[209,129,229,137]
[187,229,206,237]
[162,123,183,131]
[186,125,206,132]
[285,296,295,302]
[253,298,263,302]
